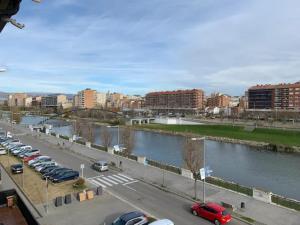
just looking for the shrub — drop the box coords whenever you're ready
[147,159,181,174]
[272,194,300,211]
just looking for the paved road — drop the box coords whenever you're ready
[1,123,245,225]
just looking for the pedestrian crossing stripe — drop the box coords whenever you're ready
[88,173,137,188]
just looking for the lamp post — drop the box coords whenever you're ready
[191,137,206,203]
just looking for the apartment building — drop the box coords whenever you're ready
[145,89,204,109]
[248,82,300,110]
[8,93,27,107]
[206,93,231,108]
[77,88,97,109]
[96,92,107,108]
[41,95,67,108]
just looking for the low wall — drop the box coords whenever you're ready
[253,188,272,203]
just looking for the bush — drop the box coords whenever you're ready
[73,177,86,190]
[272,194,300,211]
[206,177,253,196]
[147,159,181,174]
[91,143,107,152]
[59,135,69,140]
[205,177,251,196]
[76,140,85,145]
[51,132,56,136]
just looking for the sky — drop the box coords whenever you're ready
[1,0,300,96]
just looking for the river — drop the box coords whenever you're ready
[20,116,300,200]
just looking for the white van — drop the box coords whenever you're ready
[149,219,174,225]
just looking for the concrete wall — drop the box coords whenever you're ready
[253,188,272,203]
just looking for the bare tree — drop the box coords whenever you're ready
[121,128,135,157]
[101,127,112,149]
[182,138,204,200]
[80,122,94,143]
[73,119,83,138]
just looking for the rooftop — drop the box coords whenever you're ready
[249,82,300,90]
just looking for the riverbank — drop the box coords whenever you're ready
[134,124,300,153]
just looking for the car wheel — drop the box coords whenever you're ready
[214,219,220,225]
[192,210,198,216]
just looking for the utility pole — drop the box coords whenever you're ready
[22,158,24,188]
[45,177,48,214]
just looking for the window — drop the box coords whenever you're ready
[127,218,142,225]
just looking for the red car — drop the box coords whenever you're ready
[191,202,231,225]
[23,154,41,163]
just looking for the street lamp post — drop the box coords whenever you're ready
[191,137,206,203]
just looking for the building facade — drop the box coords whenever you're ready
[96,92,107,108]
[77,89,97,109]
[206,93,231,108]
[41,95,67,108]
[145,89,204,109]
[8,93,27,107]
[248,82,300,110]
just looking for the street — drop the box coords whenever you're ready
[0,122,246,225]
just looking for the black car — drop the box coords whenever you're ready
[40,165,59,175]
[43,168,72,180]
[11,164,23,174]
[112,211,148,225]
[51,170,79,183]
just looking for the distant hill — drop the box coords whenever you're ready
[0,91,74,99]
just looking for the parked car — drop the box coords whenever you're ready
[0,148,6,155]
[51,170,79,183]
[24,154,41,163]
[92,160,108,172]
[35,161,57,172]
[31,158,53,168]
[20,149,40,158]
[112,211,148,225]
[148,219,174,225]
[40,165,60,175]
[43,168,72,180]
[11,164,23,174]
[28,156,51,166]
[12,145,32,156]
[191,202,232,225]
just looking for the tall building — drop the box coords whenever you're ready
[96,92,107,108]
[8,93,27,107]
[41,95,67,108]
[145,89,204,109]
[248,82,300,110]
[206,93,231,108]
[77,88,97,109]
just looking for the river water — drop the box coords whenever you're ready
[21,116,300,200]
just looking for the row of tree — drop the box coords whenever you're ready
[73,119,204,199]
[73,119,135,157]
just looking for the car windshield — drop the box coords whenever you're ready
[112,217,125,225]
[222,210,230,216]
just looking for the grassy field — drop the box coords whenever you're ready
[139,124,300,147]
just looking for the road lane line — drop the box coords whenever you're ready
[96,177,113,186]
[108,175,124,183]
[118,173,134,181]
[123,180,139,186]
[102,176,118,185]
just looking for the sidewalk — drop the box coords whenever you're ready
[4,122,300,225]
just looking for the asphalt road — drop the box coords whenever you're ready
[1,123,245,225]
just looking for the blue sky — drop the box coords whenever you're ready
[1,0,300,95]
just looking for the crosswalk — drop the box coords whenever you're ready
[87,173,138,189]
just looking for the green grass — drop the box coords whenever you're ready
[240,216,255,224]
[139,124,300,147]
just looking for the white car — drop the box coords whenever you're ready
[0,148,7,155]
[149,219,174,225]
[28,156,50,166]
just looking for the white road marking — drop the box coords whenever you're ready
[113,174,130,182]
[102,176,118,185]
[123,180,139,186]
[108,175,124,183]
[118,173,134,181]
[96,177,113,187]
[89,179,106,188]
